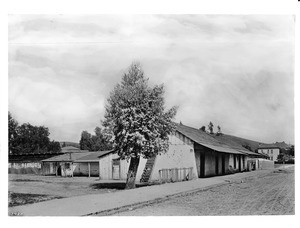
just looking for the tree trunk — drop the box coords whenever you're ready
[125,156,140,189]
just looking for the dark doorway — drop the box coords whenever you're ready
[222,154,225,175]
[57,164,61,176]
[215,153,219,175]
[200,151,205,177]
[238,155,242,172]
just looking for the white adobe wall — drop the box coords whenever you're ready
[150,134,198,181]
[99,153,131,180]
[257,158,274,169]
[273,149,280,161]
[136,157,148,181]
[229,154,234,167]
[99,153,118,179]
[119,159,130,180]
[244,156,249,170]
[98,153,149,181]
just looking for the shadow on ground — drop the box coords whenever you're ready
[8,192,63,207]
[11,179,43,182]
[90,182,158,190]
[90,182,126,190]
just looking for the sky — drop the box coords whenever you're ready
[8,14,295,144]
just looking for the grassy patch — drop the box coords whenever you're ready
[8,192,63,207]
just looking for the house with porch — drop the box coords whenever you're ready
[41,152,92,177]
[41,150,131,178]
[138,123,263,183]
[41,123,268,182]
[74,150,129,179]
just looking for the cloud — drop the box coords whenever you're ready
[8,15,294,143]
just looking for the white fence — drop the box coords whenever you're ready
[159,167,193,182]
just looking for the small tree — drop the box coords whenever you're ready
[79,131,92,150]
[48,141,61,153]
[200,126,206,132]
[242,144,252,152]
[79,127,112,151]
[216,125,222,136]
[103,62,177,189]
[208,121,214,134]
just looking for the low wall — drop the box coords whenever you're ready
[257,159,274,170]
[9,162,42,174]
[9,162,41,169]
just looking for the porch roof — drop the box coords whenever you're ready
[74,150,114,162]
[42,152,94,162]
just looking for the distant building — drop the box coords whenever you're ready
[41,150,127,178]
[257,145,280,161]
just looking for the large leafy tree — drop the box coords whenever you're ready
[14,123,51,154]
[8,112,19,154]
[103,63,177,189]
[8,112,61,154]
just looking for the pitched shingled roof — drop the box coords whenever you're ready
[42,151,115,162]
[75,150,114,162]
[42,152,93,162]
[175,123,260,156]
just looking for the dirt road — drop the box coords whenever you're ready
[116,166,295,216]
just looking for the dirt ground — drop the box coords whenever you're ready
[8,174,123,206]
[115,165,295,216]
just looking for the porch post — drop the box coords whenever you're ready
[99,160,100,179]
[72,163,74,177]
[88,162,91,178]
[55,162,58,176]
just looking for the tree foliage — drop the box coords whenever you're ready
[8,112,61,154]
[208,121,214,134]
[79,127,112,151]
[102,62,177,188]
[242,144,253,152]
[277,145,295,163]
[216,125,223,136]
[103,63,177,160]
[200,126,206,132]
[8,112,19,154]
[79,131,92,150]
